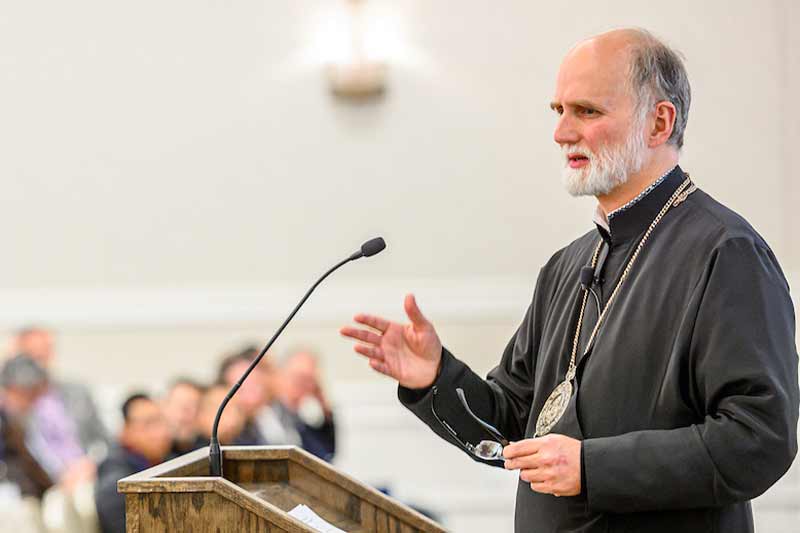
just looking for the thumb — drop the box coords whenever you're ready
[404,293,430,329]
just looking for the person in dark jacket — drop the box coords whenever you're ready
[162,378,204,458]
[341,28,799,533]
[94,393,172,533]
[192,384,246,449]
[276,349,336,462]
[217,351,268,445]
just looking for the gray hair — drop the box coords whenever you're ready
[626,29,691,149]
[0,354,47,388]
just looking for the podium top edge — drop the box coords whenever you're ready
[118,445,301,485]
[116,445,447,532]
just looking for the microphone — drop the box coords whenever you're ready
[593,243,610,286]
[208,237,387,477]
[579,266,594,291]
[579,242,609,290]
[349,237,386,260]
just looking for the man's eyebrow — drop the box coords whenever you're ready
[549,100,607,112]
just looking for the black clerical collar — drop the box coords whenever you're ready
[594,165,685,245]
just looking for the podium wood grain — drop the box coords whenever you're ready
[118,446,446,533]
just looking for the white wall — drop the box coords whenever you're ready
[0,0,797,531]
[784,0,800,268]
[0,0,797,290]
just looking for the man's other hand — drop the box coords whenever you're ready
[503,434,582,497]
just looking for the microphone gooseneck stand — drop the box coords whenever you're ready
[209,237,386,477]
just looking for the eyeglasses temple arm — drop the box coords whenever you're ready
[456,388,510,446]
[431,386,477,452]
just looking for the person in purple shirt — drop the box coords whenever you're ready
[12,326,109,489]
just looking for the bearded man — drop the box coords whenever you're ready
[340,28,798,532]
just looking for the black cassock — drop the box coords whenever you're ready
[399,166,799,532]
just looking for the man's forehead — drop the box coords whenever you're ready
[172,383,201,397]
[130,398,159,417]
[553,34,634,106]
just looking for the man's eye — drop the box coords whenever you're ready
[581,108,598,116]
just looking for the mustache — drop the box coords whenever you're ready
[561,144,593,157]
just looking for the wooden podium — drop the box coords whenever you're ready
[118,446,447,533]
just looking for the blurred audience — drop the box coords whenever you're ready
[161,378,203,457]
[94,393,171,533]
[218,345,337,461]
[1,329,340,533]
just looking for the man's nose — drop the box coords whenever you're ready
[554,114,580,146]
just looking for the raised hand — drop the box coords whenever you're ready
[340,294,443,389]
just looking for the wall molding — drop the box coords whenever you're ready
[0,277,535,330]
[0,272,796,331]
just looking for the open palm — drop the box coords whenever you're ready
[340,294,442,389]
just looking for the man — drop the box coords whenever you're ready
[217,351,269,445]
[94,393,172,533]
[275,349,336,462]
[234,344,305,449]
[162,378,204,457]
[193,384,246,448]
[341,28,798,532]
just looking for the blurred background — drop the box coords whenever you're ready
[0,0,797,532]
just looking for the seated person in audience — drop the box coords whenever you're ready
[0,354,53,499]
[193,384,246,447]
[94,393,172,533]
[11,326,109,490]
[162,378,204,457]
[276,349,336,462]
[247,347,305,448]
[217,351,269,445]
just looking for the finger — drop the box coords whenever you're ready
[353,343,384,361]
[503,438,543,460]
[369,358,391,376]
[354,314,391,333]
[530,482,554,495]
[519,468,549,484]
[340,326,383,346]
[504,454,544,471]
[404,294,430,329]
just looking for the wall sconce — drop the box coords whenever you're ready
[327,0,387,100]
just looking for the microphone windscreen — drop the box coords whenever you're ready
[361,237,386,257]
[579,266,594,289]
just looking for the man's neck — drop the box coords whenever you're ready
[596,151,679,216]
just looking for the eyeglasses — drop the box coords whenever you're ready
[431,386,509,461]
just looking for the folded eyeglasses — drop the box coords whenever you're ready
[431,385,509,461]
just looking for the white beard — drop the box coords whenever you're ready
[561,119,648,197]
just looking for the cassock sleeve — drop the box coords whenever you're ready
[398,267,550,464]
[583,237,799,512]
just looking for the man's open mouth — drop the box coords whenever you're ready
[567,153,590,168]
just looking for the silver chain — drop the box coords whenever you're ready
[565,177,695,381]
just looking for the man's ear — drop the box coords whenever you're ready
[649,100,677,147]
[119,426,131,447]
